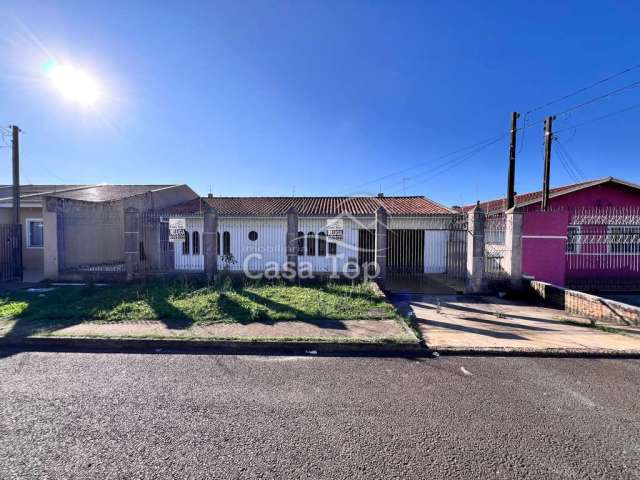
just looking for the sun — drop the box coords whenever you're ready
[44,61,102,107]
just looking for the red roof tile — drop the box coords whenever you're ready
[168,196,452,216]
[462,178,626,213]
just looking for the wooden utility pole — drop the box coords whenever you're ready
[541,116,554,211]
[11,125,20,225]
[506,112,519,209]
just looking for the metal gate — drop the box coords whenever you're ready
[138,211,205,274]
[385,214,468,293]
[566,207,640,290]
[0,224,22,282]
[484,212,509,282]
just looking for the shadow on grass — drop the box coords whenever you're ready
[1,283,196,338]
[218,290,348,330]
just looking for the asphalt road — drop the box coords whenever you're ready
[0,350,639,479]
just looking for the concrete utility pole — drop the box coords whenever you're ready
[506,112,519,209]
[541,116,554,211]
[11,125,20,225]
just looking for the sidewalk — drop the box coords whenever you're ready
[0,317,421,355]
[397,293,640,355]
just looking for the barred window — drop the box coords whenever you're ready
[608,225,640,254]
[223,231,231,255]
[297,231,305,256]
[566,226,581,254]
[328,238,337,255]
[182,230,190,255]
[318,232,326,256]
[192,231,200,255]
[216,232,220,255]
[307,232,315,256]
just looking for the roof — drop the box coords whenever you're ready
[48,185,178,202]
[0,185,92,203]
[168,195,453,216]
[463,177,640,214]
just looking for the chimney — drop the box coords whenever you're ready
[207,193,213,198]
[377,193,384,198]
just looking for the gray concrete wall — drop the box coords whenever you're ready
[58,199,124,269]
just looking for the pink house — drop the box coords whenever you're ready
[471,177,640,290]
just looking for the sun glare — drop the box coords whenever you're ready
[44,61,102,106]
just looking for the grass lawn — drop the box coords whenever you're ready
[0,280,397,324]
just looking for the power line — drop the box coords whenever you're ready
[383,134,508,195]
[554,140,582,183]
[526,63,640,115]
[555,101,640,134]
[340,132,509,195]
[347,64,640,198]
[552,78,640,119]
[554,139,586,180]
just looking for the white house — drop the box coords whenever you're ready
[163,194,462,278]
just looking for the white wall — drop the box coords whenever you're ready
[173,214,458,275]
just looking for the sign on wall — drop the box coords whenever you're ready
[326,218,344,240]
[169,218,186,242]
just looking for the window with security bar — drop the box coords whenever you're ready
[566,226,581,254]
[608,225,640,254]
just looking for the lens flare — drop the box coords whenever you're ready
[45,61,102,106]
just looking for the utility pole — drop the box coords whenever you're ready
[541,116,555,211]
[11,125,20,225]
[506,112,519,209]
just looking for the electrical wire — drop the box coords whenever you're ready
[526,63,640,115]
[554,138,586,181]
[340,132,509,195]
[383,134,508,195]
[555,101,640,134]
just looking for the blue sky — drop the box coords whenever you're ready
[1,1,639,206]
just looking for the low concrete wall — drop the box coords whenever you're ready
[528,279,640,326]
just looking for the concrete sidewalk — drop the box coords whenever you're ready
[395,294,640,355]
[0,317,421,355]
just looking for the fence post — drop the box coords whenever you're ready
[124,207,140,281]
[375,206,388,283]
[505,207,523,291]
[203,207,218,281]
[286,207,298,280]
[465,205,486,294]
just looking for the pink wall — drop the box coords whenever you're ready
[521,181,640,286]
[522,210,569,286]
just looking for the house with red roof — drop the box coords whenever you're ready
[464,177,640,214]
[164,194,458,278]
[464,177,640,289]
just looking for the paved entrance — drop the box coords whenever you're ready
[393,294,640,353]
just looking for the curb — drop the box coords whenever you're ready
[430,346,640,359]
[0,336,425,357]
[3,336,638,359]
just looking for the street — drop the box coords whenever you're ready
[0,350,639,479]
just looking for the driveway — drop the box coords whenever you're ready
[393,294,640,353]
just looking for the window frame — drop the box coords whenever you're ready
[192,231,200,255]
[26,218,44,249]
[223,231,231,256]
[182,229,190,255]
[566,225,582,255]
[328,238,337,256]
[306,232,316,256]
[607,225,640,255]
[317,232,326,256]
